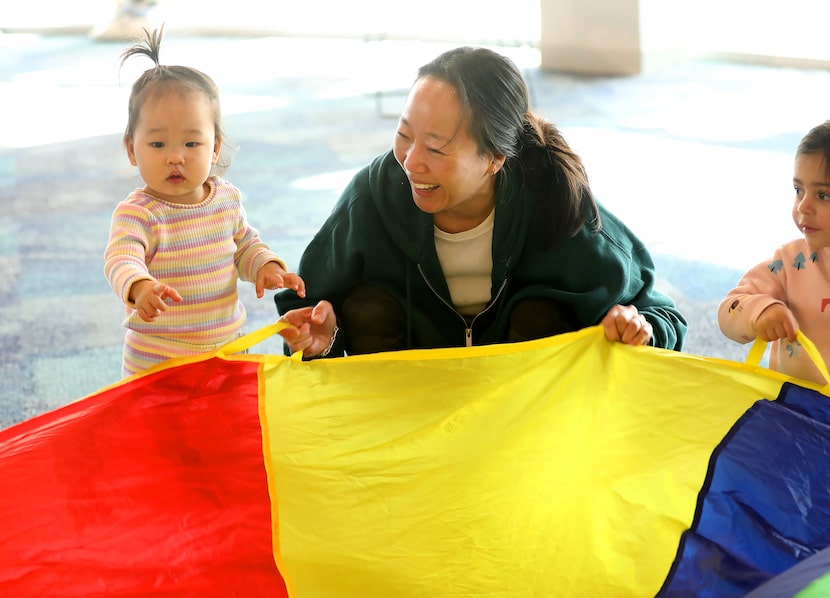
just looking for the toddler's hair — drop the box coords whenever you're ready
[120,26,229,170]
[797,120,830,178]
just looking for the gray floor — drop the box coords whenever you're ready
[3,31,829,430]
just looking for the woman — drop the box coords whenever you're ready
[275,46,686,357]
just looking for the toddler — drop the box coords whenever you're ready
[718,120,830,384]
[105,27,304,376]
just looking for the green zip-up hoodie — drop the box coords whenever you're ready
[275,150,687,354]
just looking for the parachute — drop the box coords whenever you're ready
[0,324,828,597]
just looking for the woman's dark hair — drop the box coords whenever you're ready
[417,46,599,247]
[120,26,229,170]
[797,120,830,178]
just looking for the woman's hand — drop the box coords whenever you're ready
[601,304,652,346]
[277,300,338,357]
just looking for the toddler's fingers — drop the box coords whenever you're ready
[295,278,307,297]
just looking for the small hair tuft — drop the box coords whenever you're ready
[120,25,165,70]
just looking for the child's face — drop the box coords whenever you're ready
[125,89,220,204]
[793,152,830,253]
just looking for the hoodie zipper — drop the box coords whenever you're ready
[417,264,508,347]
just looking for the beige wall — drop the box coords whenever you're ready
[538,0,689,75]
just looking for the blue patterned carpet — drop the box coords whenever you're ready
[2,32,829,429]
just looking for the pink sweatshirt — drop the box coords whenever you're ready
[718,238,830,384]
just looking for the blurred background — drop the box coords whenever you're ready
[5,0,830,63]
[2,1,830,428]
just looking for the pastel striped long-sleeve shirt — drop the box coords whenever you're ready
[104,176,285,347]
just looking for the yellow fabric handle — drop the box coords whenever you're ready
[215,321,292,358]
[746,330,830,392]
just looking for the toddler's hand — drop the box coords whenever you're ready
[255,262,306,298]
[131,280,182,322]
[754,304,798,342]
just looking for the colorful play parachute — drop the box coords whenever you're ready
[0,324,829,596]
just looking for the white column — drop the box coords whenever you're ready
[538,0,688,75]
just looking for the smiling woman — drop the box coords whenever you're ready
[275,45,687,358]
[393,77,502,233]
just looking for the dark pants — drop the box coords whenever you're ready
[340,284,580,355]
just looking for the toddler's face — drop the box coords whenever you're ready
[125,89,220,204]
[792,153,830,253]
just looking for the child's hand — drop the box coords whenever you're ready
[754,303,799,342]
[255,261,306,299]
[130,279,183,322]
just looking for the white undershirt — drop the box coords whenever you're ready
[433,209,495,316]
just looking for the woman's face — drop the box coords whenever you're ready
[393,76,502,231]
